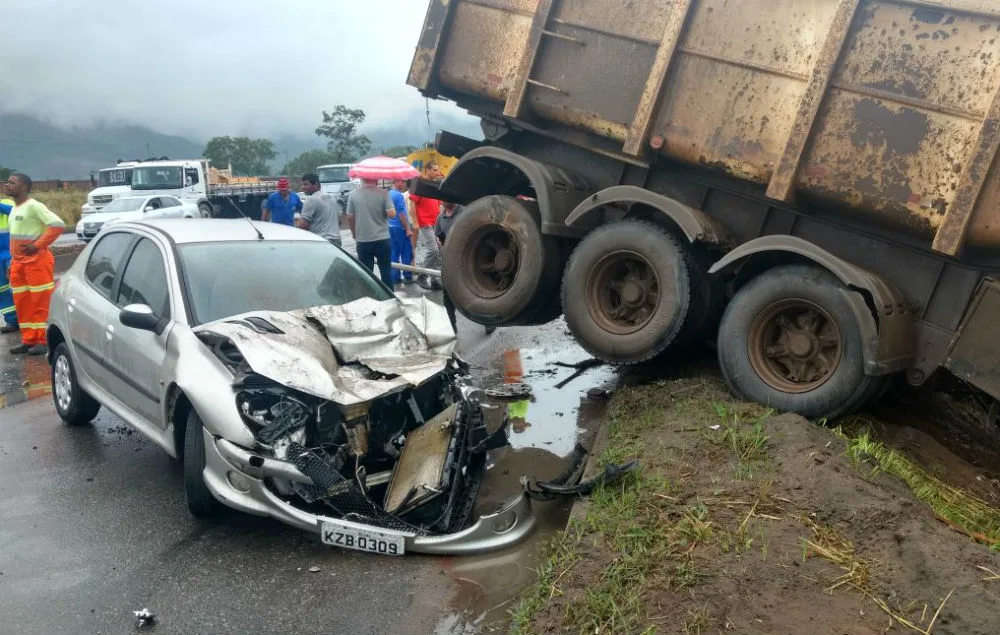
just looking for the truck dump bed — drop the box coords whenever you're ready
[409,0,1000,255]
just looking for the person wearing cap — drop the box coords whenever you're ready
[261,177,302,226]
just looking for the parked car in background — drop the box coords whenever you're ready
[75,195,197,241]
[46,219,537,556]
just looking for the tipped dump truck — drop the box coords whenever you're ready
[408,0,1000,419]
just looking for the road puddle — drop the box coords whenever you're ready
[0,356,52,409]
[436,344,619,633]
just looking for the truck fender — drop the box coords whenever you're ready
[709,235,915,376]
[565,186,730,246]
[438,147,592,238]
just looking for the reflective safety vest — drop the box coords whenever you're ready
[0,197,13,259]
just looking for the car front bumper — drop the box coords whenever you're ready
[204,431,537,556]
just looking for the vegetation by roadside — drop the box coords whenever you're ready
[511,377,1000,635]
[35,190,86,226]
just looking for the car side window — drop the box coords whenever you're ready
[185,168,199,186]
[163,197,180,208]
[148,198,162,210]
[117,238,171,320]
[84,232,134,298]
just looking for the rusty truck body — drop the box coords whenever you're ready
[407,0,1000,419]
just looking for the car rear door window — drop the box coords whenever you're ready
[117,238,171,319]
[84,232,134,298]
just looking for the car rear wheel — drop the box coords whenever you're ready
[183,409,222,517]
[51,342,101,426]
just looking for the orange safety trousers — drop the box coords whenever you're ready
[9,251,55,345]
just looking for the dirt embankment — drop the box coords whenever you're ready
[511,377,1000,635]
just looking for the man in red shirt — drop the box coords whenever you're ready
[408,161,444,289]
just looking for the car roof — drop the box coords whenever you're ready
[115,218,327,245]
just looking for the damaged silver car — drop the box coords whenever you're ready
[45,219,534,555]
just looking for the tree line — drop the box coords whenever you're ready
[201,105,421,177]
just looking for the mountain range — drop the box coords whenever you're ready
[0,110,482,179]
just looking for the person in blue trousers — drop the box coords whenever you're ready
[388,179,414,289]
[0,196,18,334]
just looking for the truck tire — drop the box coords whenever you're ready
[442,195,560,327]
[561,220,692,364]
[717,264,877,420]
[198,202,214,219]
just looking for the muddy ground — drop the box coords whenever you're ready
[511,369,1000,635]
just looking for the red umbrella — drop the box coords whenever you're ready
[348,156,421,181]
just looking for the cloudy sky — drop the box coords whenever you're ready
[1,0,471,139]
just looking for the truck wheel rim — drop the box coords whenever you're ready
[54,355,73,412]
[587,251,661,335]
[747,299,843,394]
[465,226,519,299]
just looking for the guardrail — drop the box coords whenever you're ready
[391,263,441,278]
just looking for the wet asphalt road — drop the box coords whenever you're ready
[0,235,618,634]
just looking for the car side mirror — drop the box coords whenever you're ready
[144,205,154,212]
[120,303,163,334]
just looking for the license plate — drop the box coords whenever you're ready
[320,519,406,556]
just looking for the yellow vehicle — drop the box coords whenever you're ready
[405,147,457,176]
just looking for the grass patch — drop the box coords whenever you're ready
[709,402,773,479]
[839,430,1000,550]
[803,517,954,635]
[682,604,711,635]
[34,190,87,226]
[509,527,582,634]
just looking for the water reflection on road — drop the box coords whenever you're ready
[0,348,51,409]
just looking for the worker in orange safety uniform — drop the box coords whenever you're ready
[5,173,65,356]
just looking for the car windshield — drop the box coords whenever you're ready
[102,197,146,213]
[132,166,183,190]
[178,240,393,325]
[97,168,132,188]
[317,166,350,183]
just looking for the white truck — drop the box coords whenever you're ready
[81,162,138,215]
[122,159,279,219]
[316,163,359,212]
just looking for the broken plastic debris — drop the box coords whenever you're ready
[133,608,155,628]
[308,565,321,573]
[484,382,533,400]
[708,424,721,431]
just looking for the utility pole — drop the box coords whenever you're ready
[145,141,151,157]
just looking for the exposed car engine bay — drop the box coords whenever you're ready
[193,298,636,549]
[232,366,504,535]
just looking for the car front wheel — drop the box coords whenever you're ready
[51,342,101,426]
[183,409,222,517]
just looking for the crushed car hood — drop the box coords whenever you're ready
[194,296,456,405]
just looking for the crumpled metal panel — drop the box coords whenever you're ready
[195,297,455,405]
